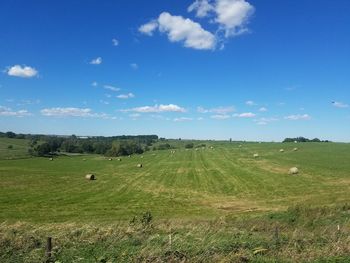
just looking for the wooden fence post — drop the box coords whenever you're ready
[45,236,52,262]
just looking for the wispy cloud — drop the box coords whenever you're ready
[174,117,193,122]
[122,104,186,113]
[332,101,349,108]
[197,105,235,114]
[233,112,256,118]
[245,100,257,106]
[90,57,102,65]
[211,114,231,120]
[103,85,120,92]
[0,106,32,117]
[40,107,116,119]
[91,81,98,87]
[6,65,38,78]
[254,117,279,125]
[284,114,311,121]
[117,93,135,99]
[112,38,119,46]
[259,107,268,112]
[130,63,138,70]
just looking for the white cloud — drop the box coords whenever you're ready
[233,112,256,118]
[332,101,349,108]
[0,106,31,117]
[139,12,216,50]
[90,57,102,65]
[130,63,138,70]
[197,105,235,114]
[117,93,135,99]
[188,0,213,17]
[6,65,38,78]
[174,117,193,122]
[254,117,279,125]
[284,114,311,121]
[40,107,115,119]
[211,114,231,120]
[129,113,141,118]
[122,104,186,113]
[215,0,255,37]
[112,38,119,46]
[259,107,268,112]
[91,81,98,87]
[245,100,257,106]
[103,85,120,92]
[99,100,109,105]
[139,20,159,36]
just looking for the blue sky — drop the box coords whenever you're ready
[1,0,350,141]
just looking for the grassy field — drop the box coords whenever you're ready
[0,138,350,262]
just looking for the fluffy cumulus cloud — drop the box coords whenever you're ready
[233,112,256,118]
[122,104,186,113]
[0,106,31,117]
[6,65,38,78]
[188,0,213,18]
[197,105,235,114]
[90,57,102,65]
[117,93,135,99]
[332,101,349,108]
[139,20,159,36]
[188,0,255,37]
[139,12,216,50]
[284,114,311,121]
[214,0,255,37]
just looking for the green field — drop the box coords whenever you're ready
[1,138,350,262]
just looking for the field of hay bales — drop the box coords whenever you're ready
[0,138,350,262]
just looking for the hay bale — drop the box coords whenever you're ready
[49,158,53,161]
[137,163,143,168]
[108,158,113,161]
[117,158,122,161]
[293,147,298,151]
[85,174,95,180]
[253,153,259,158]
[289,167,299,175]
[279,149,284,153]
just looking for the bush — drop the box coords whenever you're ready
[7,145,13,149]
[185,143,194,149]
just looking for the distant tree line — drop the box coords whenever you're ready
[0,131,158,157]
[283,137,331,143]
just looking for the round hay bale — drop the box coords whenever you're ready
[253,153,259,158]
[289,167,299,175]
[293,147,298,151]
[117,158,121,161]
[85,174,95,180]
[108,158,113,161]
[49,158,53,161]
[137,163,143,168]
[279,149,284,153]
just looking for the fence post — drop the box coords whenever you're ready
[45,236,52,262]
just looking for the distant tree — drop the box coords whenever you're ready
[34,142,51,156]
[185,142,194,149]
[6,131,16,138]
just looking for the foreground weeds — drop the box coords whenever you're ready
[1,205,350,263]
